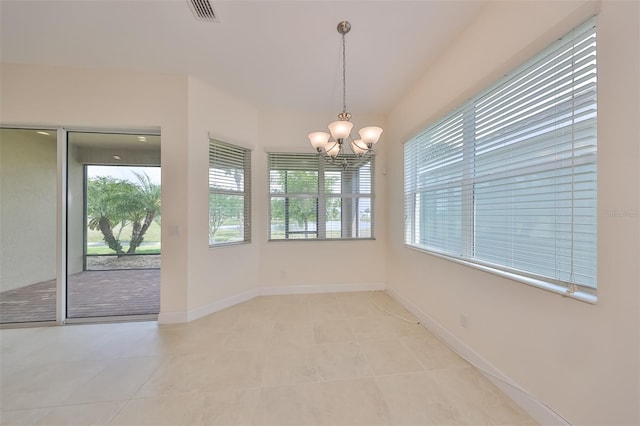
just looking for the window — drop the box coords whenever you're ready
[268,153,374,240]
[404,19,597,299]
[209,139,251,246]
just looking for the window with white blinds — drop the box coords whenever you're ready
[209,139,251,246]
[404,18,597,298]
[268,153,374,240]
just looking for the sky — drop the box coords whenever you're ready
[87,165,161,185]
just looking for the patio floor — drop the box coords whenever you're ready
[0,269,160,324]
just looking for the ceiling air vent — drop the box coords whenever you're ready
[186,0,218,22]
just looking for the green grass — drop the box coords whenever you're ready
[86,221,161,254]
[210,224,244,244]
[86,245,161,255]
[87,221,161,243]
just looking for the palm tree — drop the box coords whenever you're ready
[125,171,161,254]
[87,176,132,255]
[87,172,161,256]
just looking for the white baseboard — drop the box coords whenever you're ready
[157,288,259,324]
[157,311,188,324]
[386,288,569,426]
[259,282,385,296]
[187,288,259,322]
[158,283,385,324]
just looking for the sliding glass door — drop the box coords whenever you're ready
[1,128,161,325]
[0,128,58,324]
[65,131,161,320]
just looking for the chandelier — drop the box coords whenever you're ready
[308,21,383,166]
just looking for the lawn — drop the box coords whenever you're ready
[87,221,161,255]
[87,245,161,255]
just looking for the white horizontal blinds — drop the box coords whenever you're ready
[404,110,466,255]
[356,159,374,238]
[208,139,251,245]
[404,140,417,245]
[404,18,597,292]
[268,153,374,240]
[326,157,374,239]
[269,153,319,239]
[473,19,597,289]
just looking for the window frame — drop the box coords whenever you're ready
[403,18,597,303]
[268,153,375,241]
[208,138,251,247]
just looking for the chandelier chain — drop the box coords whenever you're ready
[342,31,347,115]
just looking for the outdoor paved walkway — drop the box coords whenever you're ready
[0,269,160,324]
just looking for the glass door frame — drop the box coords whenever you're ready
[64,129,161,323]
[0,125,66,327]
[1,124,160,327]
[56,127,68,325]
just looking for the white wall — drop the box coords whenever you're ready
[0,63,191,316]
[257,109,388,292]
[0,129,57,292]
[3,3,636,421]
[184,76,261,317]
[386,1,639,424]
[0,63,389,320]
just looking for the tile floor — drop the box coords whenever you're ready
[0,292,537,425]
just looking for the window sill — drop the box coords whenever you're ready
[209,241,251,249]
[269,237,376,242]
[404,244,597,304]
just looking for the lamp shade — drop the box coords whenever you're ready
[326,141,341,158]
[328,120,353,140]
[358,126,383,146]
[308,132,330,150]
[351,139,368,155]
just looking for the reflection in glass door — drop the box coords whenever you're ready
[0,128,58,324]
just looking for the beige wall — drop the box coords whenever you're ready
[386,1,639,424]
[183,82,389,309]
[1,1,637,421]
[0,64,389,320]
[185,76,260,313]
[0,129,57,292]
[257,109,388,291]
[0,63,190,316]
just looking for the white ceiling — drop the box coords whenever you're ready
[68,131,161,149]
[0,0,486,115]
